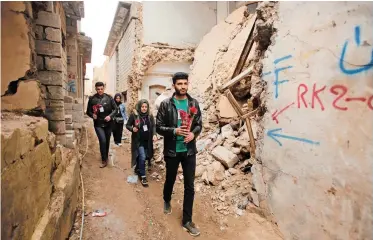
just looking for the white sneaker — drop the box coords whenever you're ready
[118,143,122,146]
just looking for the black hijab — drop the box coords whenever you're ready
[136,99,150,117]
[114,93,122,106]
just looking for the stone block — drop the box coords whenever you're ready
[45,106,65,121]
[46,1,53,12]
[45,57,62,71]
[45,27,61,42]
[66,123,74,130]
[211,146,239,169]
[55,134,66,146]
[36,11,61,28]
[36,40,62,57]
[45,86,64,100]
[36,56,44,70]
[72,103,83,111]
[64,96,73,103]
[74,98,83,104]
[45,99,64,108]
[38,71,63,86]
[35,25,44,40]
[73,123,82,129]
[49,120,66,134]
[1,141,52,240]
[64,103,73,110]
[65,115,73,124]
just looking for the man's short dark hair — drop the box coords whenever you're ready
[95,82,105,87]
[172,72,189,84]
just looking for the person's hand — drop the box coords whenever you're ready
[104,116,111,122]
[175,125,189,137]
[133,127,139,133]
[184,132,195,143]
[93,114,97,120]
[153,135,158,142]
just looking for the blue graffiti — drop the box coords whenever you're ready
[273,55,293,99]
[267,128,320,147]
[67,80,76,93]
[339,26,373,75]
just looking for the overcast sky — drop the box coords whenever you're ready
[81,0,119,80]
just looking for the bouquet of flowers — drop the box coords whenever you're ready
[92,104,103,115]
[179,106,198,131]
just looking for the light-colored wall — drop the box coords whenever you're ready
[107,53,117,96]
[140,61,192,103]
[117,19,136,92]
[142,1,217,47]
[258,2,373,239]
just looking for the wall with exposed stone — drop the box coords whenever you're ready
[1,114,82,240]
[256,2,373,239]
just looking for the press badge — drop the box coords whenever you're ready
[177,110,181,120]
[143,125,148,131]
[99,106,104,112]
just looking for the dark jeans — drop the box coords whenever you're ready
[163,153,196,224]
[113,121,124,144]
[94,125,112,161]
[138,146,147,177]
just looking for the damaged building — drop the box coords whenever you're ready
[1,1,92,239]
[99,1,250,111]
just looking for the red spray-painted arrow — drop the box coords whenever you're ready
[272,102,295,124]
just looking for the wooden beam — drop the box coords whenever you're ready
[231,14,257,79]
[225,90,256,157]
[219,65,253,92]
[240,109,258,120]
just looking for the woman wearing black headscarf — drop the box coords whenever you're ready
[112,93,127,146]
[126,99,157,187]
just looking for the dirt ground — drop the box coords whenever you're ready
[69,123,283,240]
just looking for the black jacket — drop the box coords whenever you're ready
[86,93,117,127]
[126,110,156,167]
[156,93,202,157]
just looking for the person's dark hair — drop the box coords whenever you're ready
[95,82,105,87]
[172,72,189,84]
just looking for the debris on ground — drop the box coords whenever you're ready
[92,210,107,217]
[127,175,139,183]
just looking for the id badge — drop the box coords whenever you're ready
[143,125,148,131]
[177,111,181,120]
[99,107,104,112]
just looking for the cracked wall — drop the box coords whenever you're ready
[1,2,43,112]
[256,2,373,239]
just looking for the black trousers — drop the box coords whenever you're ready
[112,121,124,144]
[94,125,112,161]
[163,152,196,224]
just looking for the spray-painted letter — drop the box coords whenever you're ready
[297,84,308,108]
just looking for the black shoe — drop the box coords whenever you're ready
[140,176,149,187]
[164,201,172,215]
[183,221,200,237]
[100,161,107,168]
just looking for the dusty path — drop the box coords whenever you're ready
[70,123,282,240]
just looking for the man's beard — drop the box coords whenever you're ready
[175,88,187,96]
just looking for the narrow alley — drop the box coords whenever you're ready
[1,1,373,240]
[69,120,281,240]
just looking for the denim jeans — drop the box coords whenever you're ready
[163,153,196,224]
[94,125,112,161]
[138,146,147,177]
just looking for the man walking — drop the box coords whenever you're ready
[86,82,117,168]
[156,72,202,236]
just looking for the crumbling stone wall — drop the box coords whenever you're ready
[1,114,81,240]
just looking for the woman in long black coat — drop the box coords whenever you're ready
[126,99,157,187]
